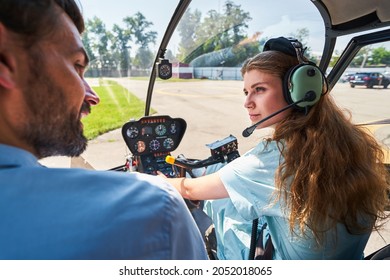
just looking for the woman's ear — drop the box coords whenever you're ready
[0,23,16,90]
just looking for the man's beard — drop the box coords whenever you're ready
[20,53,89,159]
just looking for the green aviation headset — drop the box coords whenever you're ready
[263,36,326,111]
[243,37,328,137]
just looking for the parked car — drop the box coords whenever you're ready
[349,72,390,88]
[340,72,356,83]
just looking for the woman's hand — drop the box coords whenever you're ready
[156,171,229,201]
[156,170,167,179]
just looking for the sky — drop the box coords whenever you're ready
[77,0,353,54]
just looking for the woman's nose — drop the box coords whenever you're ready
[244,93,253,109]
[83,79,100,105]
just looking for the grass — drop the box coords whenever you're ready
[82,79,151,140]
[82,77,198,140]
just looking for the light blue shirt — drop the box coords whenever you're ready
[0,144,208,260]
[205,139,370,260]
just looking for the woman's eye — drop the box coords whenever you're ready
[244,86,265,96]
[255,87,263,92]
[255,86,264,92]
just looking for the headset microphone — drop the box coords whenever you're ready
[242,91,316,138]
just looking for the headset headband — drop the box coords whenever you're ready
[263,37,306,63]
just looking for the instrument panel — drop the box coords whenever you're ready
[121,115,186,177]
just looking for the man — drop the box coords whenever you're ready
[0,0,208,260]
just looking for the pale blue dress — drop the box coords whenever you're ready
[204,135,370,260]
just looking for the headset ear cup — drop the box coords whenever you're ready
[283,66,297,106]
[284,64,324,109]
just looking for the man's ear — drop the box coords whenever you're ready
[0,23,16,90]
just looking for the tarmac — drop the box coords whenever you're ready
[39,77,390,258]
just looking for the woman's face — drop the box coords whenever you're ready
[243,69,292,129]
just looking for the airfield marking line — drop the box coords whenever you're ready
[154,88,238,98]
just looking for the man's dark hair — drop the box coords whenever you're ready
[0,0,84,43]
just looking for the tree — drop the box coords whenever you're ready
[371,46,390,66]
[349,47,370,67]
[83,12,157,76]
[122,12,157,70]
[123,12,157,48]
[196,1,251,53]
[178,0,254,66]
[176,8,202,62]
[218,1,251,47]
[82,32,96,63]
[111,24,132,74]
[85,17,113,69]
[133,48,154,69]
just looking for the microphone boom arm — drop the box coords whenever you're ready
[242,91,316,137]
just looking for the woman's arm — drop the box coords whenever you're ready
[159,172,229,200]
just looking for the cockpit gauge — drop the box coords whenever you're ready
[149,139,161,151]
[170,123,177,134]
[126,126,139,139]
[142,126,153,137]
[158,59,172,80]
[135,141,146,153]
[163,138,174,150]
[155,124,167,136]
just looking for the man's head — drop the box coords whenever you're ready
[0,0,85,43]
[0,0,100,159]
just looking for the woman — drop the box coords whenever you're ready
[160,37,389,259]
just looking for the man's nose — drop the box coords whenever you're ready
[83,79,100,105]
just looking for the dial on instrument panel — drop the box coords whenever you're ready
[149,139,160,151]
[155,124,167,136]
[163,138,174,149]
[170,123,177,134]
[135,141,146,153]
[158,59,172,80]
[126,126,139,139]
[141,126,153,136]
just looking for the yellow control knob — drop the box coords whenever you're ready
[165,155,175,165]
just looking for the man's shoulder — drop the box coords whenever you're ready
[49,168,188,225]
[69,168,180,199]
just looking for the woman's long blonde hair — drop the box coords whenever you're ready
[242,51,389,245]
